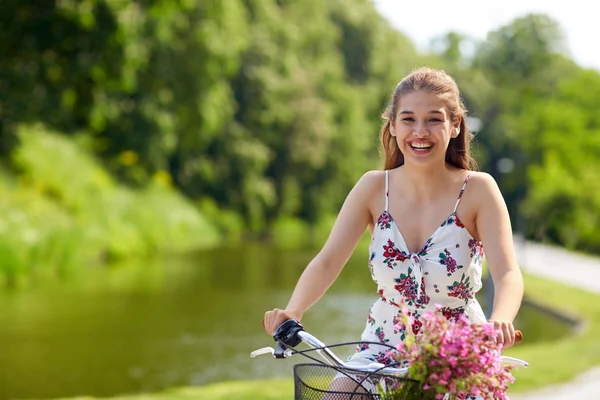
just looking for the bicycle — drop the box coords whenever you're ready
[250,319,529,399]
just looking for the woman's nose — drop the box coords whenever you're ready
[413,123,429,137]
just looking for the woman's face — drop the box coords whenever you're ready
[390,90,460,167]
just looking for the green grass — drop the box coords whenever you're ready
[48,379,294,400]
[501,272,599,392]
[46,272,600,399]
[0,124,221,288]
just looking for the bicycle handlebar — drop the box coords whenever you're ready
[250,319,529,373]
[251,319,411,375]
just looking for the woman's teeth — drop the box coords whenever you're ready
[411,143,432,149]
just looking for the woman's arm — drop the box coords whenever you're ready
[473,173,524,347]
[263,171,381,335]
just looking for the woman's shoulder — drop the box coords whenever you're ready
[356,169,386,188]
[464,171,503,202]
[350,170,387,201]
[465,171,500,190]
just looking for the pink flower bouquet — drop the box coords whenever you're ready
[378,307,517,400]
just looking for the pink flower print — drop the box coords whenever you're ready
[439,306,465,322]
[375,351,394,365]
[392,313,408,341]
[412,319,423,335]
[393,268,418,304]
[441,213,465,229]
[454,214,465,228]
[374,327,387,343]
[377,288,387,303]
[383,239,409,268]
[418,277,431,306]
[439,249,464,276]
[392,314,403,332]
[377,211,392,229]
[368,314,376,326]
[447,274,474,304]
[468,238,477,250]
[468,239,483,260]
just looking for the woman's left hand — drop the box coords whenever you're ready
[488,320,516,349]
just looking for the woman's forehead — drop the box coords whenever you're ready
[397,91,448,114]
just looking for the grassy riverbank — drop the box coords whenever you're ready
[500,272,599,390]
[0,125,223,288]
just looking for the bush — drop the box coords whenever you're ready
[0,125,221,287]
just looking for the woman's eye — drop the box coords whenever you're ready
[402,118,415,122]
[429,118,442,122]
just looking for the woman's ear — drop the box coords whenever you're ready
[390,120,397,137]
[452,118,461,138]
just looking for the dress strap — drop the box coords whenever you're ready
[453,174,471,213]
[384,170,389,211]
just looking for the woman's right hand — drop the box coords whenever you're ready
[262,308,301,336]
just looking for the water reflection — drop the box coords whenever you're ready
[0,243,571,399]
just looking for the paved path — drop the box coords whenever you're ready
[511,366,600,400]
[515,238,600,294]
[510,238,600,400]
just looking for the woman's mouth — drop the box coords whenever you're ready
[409,142,433,154]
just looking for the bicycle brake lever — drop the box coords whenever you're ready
[250,347,275,358]
[500,356,529,368]
[251,319,304,361]
[273,342,288,359]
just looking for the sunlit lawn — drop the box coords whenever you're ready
[49,380,294,400]
[49,272,599,399]
[500,273,600,392]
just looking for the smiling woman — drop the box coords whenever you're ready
[262,67,524,399]
[380,68,477,171]
[394,94,458,162]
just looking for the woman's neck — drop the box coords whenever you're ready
[394,162,464,202]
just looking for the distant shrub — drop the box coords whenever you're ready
[0,125,221,287]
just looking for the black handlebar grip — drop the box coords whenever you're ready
[273,319,304,347]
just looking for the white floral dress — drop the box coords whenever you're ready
[348,170,487,373]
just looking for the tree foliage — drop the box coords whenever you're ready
[2,2,600,253]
